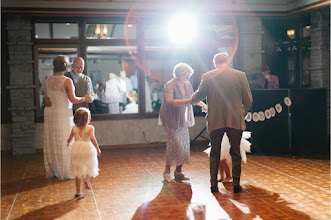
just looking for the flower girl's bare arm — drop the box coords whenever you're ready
[89,125,101,156]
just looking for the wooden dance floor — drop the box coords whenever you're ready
[2,145,330,219]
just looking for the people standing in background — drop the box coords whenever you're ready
[191,53,252,193]
[258,65,279,89]
[94,82,105,103]
[122,90,139,114]
[130,71,138,93]
[104,73,126,114]
[145,77,153,113]
[118,70,133,112]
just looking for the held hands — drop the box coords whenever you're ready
[84,93,93,102]
[201,105,208,113]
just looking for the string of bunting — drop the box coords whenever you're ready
[245,97,292,122]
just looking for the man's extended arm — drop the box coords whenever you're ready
[191,76,208,105]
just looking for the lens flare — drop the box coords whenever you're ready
[168,14,198,44]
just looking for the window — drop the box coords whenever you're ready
[35,22,79,39]
[85,23,137,39]
[33,17,236,120]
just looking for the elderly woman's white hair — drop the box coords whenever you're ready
[109,73,118,79]
[172,62,194,78]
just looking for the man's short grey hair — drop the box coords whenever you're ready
[213,53,229,67]
[173,62,194,78]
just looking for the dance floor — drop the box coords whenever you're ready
[1,145,330,219]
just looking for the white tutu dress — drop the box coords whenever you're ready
[70,126,99,178]
[204,131,252,163]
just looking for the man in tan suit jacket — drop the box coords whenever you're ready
[191,53,252,193]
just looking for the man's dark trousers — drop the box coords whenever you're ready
[210,127,243,187]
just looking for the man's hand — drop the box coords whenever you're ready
[202,104,208,113]
[43,96,52,107]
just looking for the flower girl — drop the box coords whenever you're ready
[67,107,101,198]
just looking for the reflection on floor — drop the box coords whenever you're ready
[2,145,330,219]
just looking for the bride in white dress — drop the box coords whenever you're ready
[43,55,92,180]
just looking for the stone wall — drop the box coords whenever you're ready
[6,15,36,154]
[1,124,12,152]
[237,16,263,88]
[310,8,330,134]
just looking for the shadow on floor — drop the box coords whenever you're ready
[220,184,312,219]
[1,175,70,196]
[11,199,79,220]
[132,181,193,219]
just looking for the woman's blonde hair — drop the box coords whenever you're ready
[109,73,118,79]
[74,107,91,126]
[129,90,138,102]
[53,55,69,73]
[172,62,194,78]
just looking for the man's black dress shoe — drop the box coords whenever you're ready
[210,186,219,193]
[233,185,242,193]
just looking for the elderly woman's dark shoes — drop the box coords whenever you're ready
[174,171,190,180]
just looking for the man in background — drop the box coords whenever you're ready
[258,64,279,89]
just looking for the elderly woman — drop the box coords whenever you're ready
[159,63,207,183]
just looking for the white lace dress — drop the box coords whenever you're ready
[43,75,74,180]
[164,126,190,166]
[70,126,99,178]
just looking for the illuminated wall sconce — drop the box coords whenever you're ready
[95,24,101,35]
[94,24,108,39]
[103,25,108,36]
[287,29,295,39]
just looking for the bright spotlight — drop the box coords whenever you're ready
[168,14,197,44]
